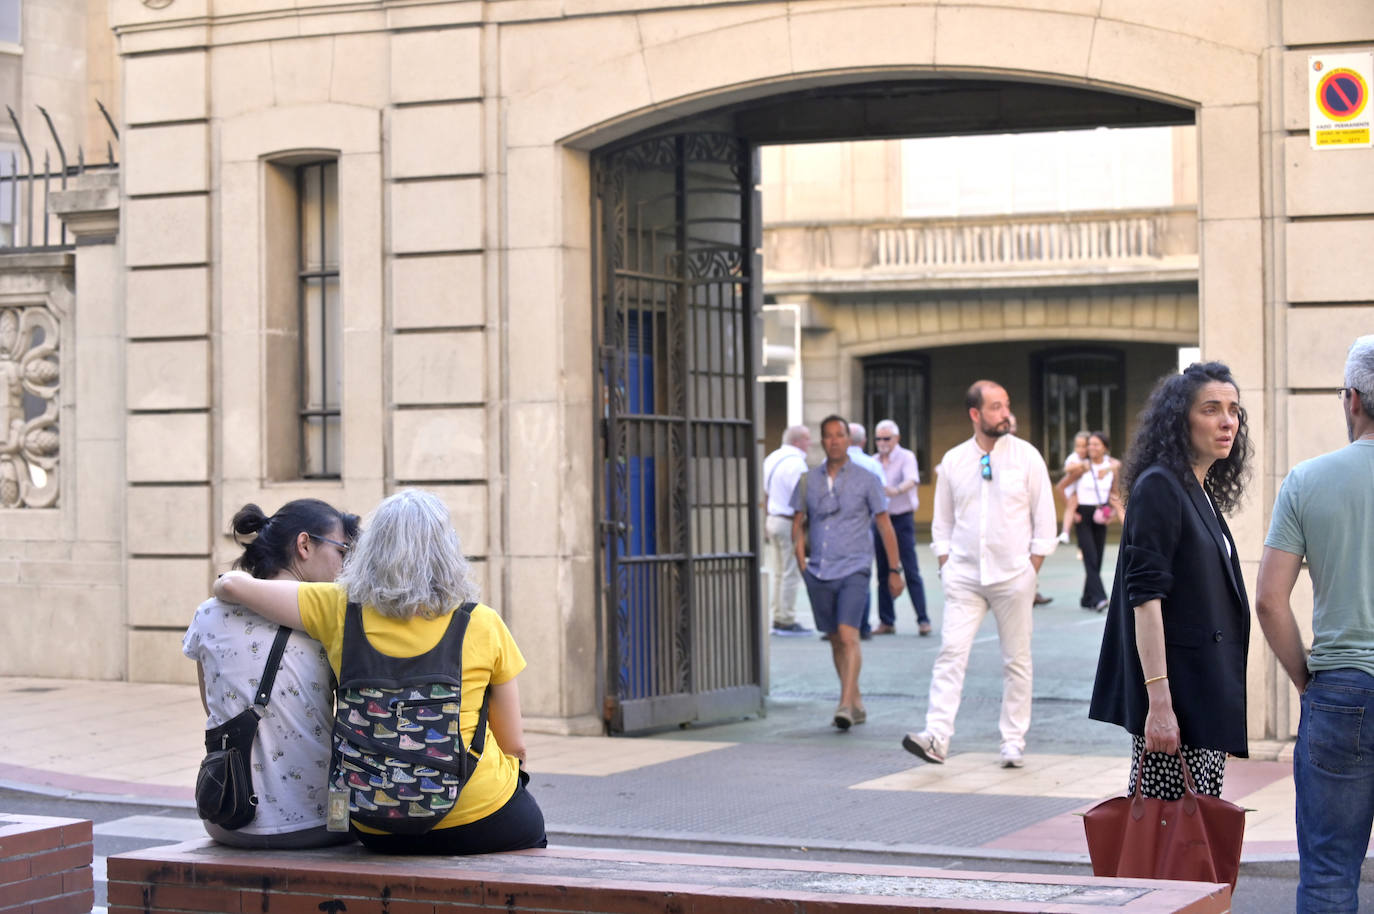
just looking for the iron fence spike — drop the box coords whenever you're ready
[95,98,119,141]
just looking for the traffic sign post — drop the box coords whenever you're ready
[1310,53,1373,149]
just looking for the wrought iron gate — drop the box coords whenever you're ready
[593,132,764,734]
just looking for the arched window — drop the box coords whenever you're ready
[1034,349,1124,473]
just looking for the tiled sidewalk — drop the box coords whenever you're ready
[0,675,1299,862]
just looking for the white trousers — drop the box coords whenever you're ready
[923,564,1037,751]
[764,515,801,626]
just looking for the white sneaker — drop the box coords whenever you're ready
[901,730,946,764]
[1000,744,1025,768]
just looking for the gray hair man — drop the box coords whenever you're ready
[872,419,931,636]
[1256,334,1374,912]
[762,424,812,634]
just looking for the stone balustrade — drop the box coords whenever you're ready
[763,207,1198,291]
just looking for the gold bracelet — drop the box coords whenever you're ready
[1143,674,1168,686]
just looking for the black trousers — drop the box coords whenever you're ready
[1076,504,1108,607]
[355,769,548,855]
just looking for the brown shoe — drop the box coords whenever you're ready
[833,705,854,730]
[874,624,896,635]
[918,621,932,636]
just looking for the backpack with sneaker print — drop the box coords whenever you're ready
[329,601,489,835]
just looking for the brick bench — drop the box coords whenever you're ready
[0,814,93,914]
[108,840,1231,914]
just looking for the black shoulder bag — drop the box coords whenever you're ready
[194,626,293,830]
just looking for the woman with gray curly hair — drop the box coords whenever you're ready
[213,488,546,855]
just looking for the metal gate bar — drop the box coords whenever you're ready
[595,132,763,733]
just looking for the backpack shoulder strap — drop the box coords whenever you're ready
[253,626,294,708]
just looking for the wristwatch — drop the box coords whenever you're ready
[889,567,903,575]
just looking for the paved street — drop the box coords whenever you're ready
[1,545,1342,913]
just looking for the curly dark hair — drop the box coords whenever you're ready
[1121,361,1252,515]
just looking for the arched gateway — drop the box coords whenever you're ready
[587,79,1195,732]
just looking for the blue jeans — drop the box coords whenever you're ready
[873,512,928,626]
[1296,668,1374,913]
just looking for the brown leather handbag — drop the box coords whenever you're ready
[1082,752,1246,892]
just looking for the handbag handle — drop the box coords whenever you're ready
[1129,748,1202,820]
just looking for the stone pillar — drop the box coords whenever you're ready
[120,49,214,683]
[22,171,126,679]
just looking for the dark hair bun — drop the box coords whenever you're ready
[230,503,270,537]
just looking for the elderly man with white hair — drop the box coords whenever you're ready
[762,424,813,634]
[873,419,931,636]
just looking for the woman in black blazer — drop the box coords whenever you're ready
[1089,362,1253,800]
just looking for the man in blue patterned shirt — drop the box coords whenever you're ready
[792,415,903,731]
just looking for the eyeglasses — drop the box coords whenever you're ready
[875,436,893,442]
[1338,387,1351,400]
[309,533,350,555]
[979,453,992,481]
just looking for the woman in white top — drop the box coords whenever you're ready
[1072,432,1124,611]
[183,499,359,848]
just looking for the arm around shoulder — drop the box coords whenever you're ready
[213,570,305,629]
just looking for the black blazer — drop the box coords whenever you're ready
[1088,465,1250,757]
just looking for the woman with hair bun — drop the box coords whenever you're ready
[184,498,359,848]
[213,489,546,856]
[1090,362,1253,808]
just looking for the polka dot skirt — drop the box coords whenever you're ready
[1128,734,1227,800]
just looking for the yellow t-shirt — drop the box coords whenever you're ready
[297,582,526,831]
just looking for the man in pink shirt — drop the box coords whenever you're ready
[873,420,931,636]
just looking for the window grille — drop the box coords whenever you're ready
[1036,349,1124,472]
[296,161,341,478]
[862,354,931,474]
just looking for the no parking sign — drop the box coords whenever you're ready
[1310,52,1373,149]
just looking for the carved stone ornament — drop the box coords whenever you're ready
[0,306,59,508]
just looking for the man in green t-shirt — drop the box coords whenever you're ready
[1256,333,1374,914]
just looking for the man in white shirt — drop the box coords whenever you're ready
[902,381,1057,769]
[762,424,812,634]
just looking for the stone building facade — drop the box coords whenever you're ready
[0,0,1369,741]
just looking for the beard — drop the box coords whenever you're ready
[979,417,1011,438]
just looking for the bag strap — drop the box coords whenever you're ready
[765,453,805,504]
[468,684,491,765]
[1088,460,1106,504]
[253,627,294,708]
